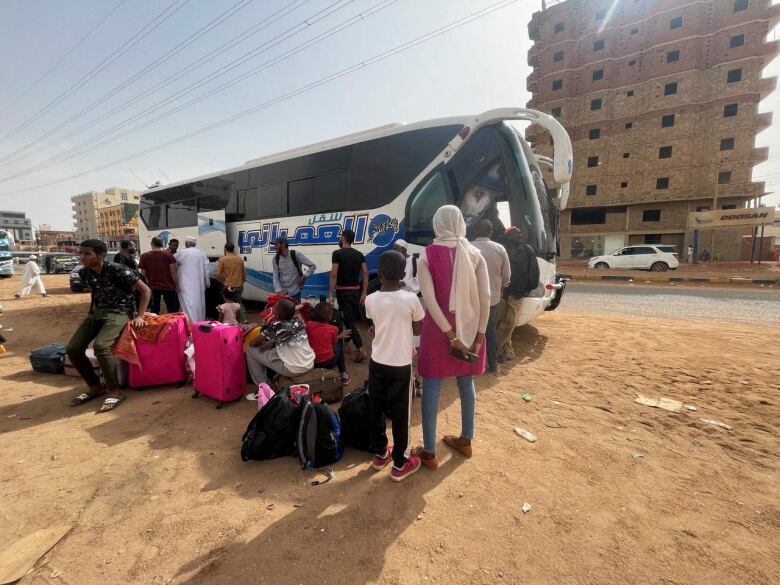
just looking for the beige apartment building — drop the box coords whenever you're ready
[526,0,779,260]
[71,187,139,241]
[97,203,139,240]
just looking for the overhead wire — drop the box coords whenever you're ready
[0,0,364,181]
[0,0,254,167]
[0,0,523,197]
[0,0,191,144]
[0,0,314,168]
[0,0,129,117]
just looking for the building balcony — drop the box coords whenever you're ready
[756,111,773,131]
[751,146,770,164]
[759,76,777,100]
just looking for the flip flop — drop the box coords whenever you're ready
[98,395,125,413]
[443,435,473,458]
[69,389,106,407]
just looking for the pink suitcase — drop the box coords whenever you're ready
[128,316,188,388]
[191,321,246,408]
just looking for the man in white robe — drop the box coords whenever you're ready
[175,237,209,323]
[14,255,47,298]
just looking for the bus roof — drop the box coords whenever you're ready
[141,114,472,196]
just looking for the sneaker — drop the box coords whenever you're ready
[391,456,422,482]
[341,372,351,385]
[371,446,393,470]
[245,392,257,401]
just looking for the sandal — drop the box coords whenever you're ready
[69,388,106,407]
[443,435,472,458]
[410,446,438,470]
[98,395,126,413]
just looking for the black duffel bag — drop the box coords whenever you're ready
[241,388,302,461]
[338,381,371,452]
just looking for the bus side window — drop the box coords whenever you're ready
[406,168,451,246]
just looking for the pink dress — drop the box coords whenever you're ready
[418,244,486,378]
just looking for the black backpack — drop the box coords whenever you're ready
[241,389,302,462]
[274,249,302,276]
[338,382,371,452]
[297,396,343,469]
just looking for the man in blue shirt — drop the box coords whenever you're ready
[271,236,316,301]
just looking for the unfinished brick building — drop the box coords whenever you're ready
[526,0,779,260]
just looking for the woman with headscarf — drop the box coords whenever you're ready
[414,205,491,470]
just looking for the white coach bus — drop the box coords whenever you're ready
[138,108,573,326]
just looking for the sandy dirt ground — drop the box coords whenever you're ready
[1,275,778,585]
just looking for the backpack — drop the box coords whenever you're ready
[275,249,302,276]
[410,253,419,278]
[297,397,343,469]
[241,389,302,461]
[338,381,371,452]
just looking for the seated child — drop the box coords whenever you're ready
[217,287,241,325]
[364,250,425,482]
[246,299,315,388]
[306,302,351,385]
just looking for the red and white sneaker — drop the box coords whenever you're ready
[391,455,422,482]
[371,446,393,470]
[341,372,351,385]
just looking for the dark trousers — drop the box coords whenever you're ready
[315,340,346,374]
[368,359,411,468]
[151,289,180,314]
[336,290,362,349]
[66,309,129,390]
[485,304,499,371]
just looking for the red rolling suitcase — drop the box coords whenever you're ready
[191,321,246,408]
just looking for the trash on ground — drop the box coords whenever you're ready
[700,380,712,385]
[634,394,683,413]
[700,418,733,431]
[0,524,72,584]
[522,502,532,514]
[685,404,697,412]
[514,427,537,442]
[521,393,532,402]
[632,452,644,460]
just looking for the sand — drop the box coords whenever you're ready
[1,274,778,585]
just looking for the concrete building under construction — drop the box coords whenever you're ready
[526,0,779,260]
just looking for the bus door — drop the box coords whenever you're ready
[196,210,227,259]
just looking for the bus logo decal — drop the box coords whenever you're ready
[237,213,370,254]
[367,214,399,247]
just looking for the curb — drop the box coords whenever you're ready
[567,273,777,287]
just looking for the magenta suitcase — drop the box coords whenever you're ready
[128,316,188,388]
[191,321,246,408]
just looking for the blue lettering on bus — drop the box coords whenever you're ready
[238,214,375,254]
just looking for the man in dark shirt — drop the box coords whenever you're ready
[67,239,151,412]
[139,236,179,314]
[328,229,368,363]
[113,240,138,271]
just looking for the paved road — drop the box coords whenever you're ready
[560,282,780,324]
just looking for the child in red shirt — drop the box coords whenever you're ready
[305,302,351,385]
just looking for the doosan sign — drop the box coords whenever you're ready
[688,206,776,228]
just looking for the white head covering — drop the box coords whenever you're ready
[432,205,481,347]
[185,236,197,244]
[28,254,37,260]
[393,239,408,250]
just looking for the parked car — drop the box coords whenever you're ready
[69,265,88,293]
[655,245,679,260]
[42,253,79,274]
[588,245,680,272]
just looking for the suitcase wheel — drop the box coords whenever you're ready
[192,391,200,399]
[216,402,224,409]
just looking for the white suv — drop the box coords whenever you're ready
[588,245,680,272]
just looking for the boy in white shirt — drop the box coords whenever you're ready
[364,250,425,482]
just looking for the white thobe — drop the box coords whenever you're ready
[16,261,46,296]
[175,247,209,323]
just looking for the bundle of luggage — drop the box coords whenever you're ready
[241,381,371,469]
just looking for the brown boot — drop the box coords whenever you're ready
[443,435,472,458]
[411,446,438,470]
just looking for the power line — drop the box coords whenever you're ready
[0,0,522,197]
[0,0,190,144]
[0,0,129,117]
[0,0,313,169]
[0,0,364,181]
[0,0,254,167]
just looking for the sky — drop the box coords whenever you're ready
[0,0,778,231]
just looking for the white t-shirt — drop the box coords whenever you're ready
[365,289,425,367]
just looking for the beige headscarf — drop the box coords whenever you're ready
[432,205,481,347]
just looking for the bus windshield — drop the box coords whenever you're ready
[442,123,556,258]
